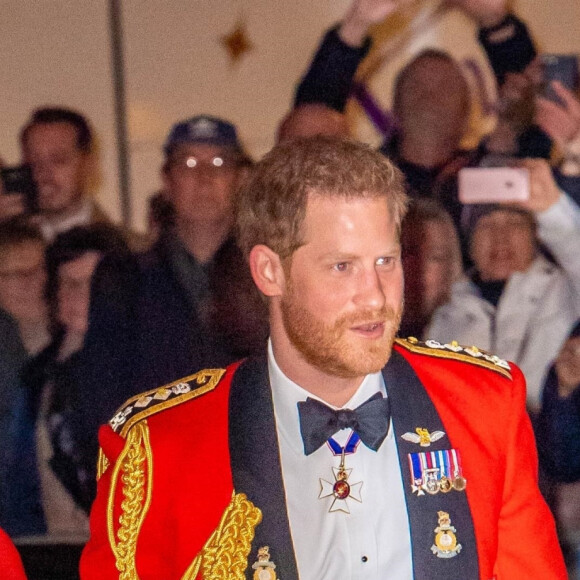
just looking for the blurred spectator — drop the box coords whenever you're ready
[81,115,268,425]
[295,0,531,123]
[400,199,463,339]
[537,321,580,484]
[23,225,128,533]
[486,60,580,201]
[0,107,144,249]
[0,219,49,537]
[536,321,580,576]
[2,108,99,236]
[295,0,411,112]
[277,103,350,143]
[0,220,50,355]
[427,159,580,412]
[537,81,580,204]
[484,57,545,157]
[386,47,470,217]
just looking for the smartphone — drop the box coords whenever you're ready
[458,167,530,204]
[541,54,579,106]
[0,164,39,213]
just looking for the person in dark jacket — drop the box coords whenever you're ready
[79,116,268,440]
[0,219,49,537]
[537,321,580,483]
[23,224,128,528]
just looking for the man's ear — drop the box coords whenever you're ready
[249,245,286,297]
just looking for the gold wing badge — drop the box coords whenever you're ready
[401,428,445,447]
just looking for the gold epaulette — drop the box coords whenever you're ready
[109,368,226,438]
[395,337,512,380]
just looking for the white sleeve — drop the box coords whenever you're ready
[536,192,580,312]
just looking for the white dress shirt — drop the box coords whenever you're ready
[268,341,413,580]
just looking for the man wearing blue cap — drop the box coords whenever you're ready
[75,116,268,485]
[161,115,250,265]
[95,113,266,385]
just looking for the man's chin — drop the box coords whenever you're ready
[329,357,392,379]
[327,338,396,378]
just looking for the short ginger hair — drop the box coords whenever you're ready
[235,136,408,260]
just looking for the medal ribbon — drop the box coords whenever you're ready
[327,431,361,456]
[408,449,465,492]
[450,448,463,478]
[409,452,423,483]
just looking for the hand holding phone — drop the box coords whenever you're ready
[535,77,580,149]
[518,158,562,213]
[0,164,39,215]
[458,167,530,204]
[541,54,579,106]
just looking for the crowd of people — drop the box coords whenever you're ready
[1,0,579,577]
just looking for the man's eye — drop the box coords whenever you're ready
[333,262,349,272]
[376,257,394,266]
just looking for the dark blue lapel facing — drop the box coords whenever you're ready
[228,356,299,580]
[383,350,480,580]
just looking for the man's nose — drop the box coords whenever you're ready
[353,268,386,309]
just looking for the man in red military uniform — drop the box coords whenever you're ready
[81,137,566,579]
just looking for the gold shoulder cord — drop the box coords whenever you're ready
[396,337,512,379]
[98,369,226,482]
[113,369,226,438]
[106,421,153,580]
[181,492,262,580]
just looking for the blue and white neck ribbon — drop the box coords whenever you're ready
[327,431,361,456]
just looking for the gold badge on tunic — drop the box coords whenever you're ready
[431,511,462,558]
[252,546,277,580]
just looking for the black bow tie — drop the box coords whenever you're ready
[297,392,391,456]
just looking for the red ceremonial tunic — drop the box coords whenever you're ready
[80,339,567,580]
